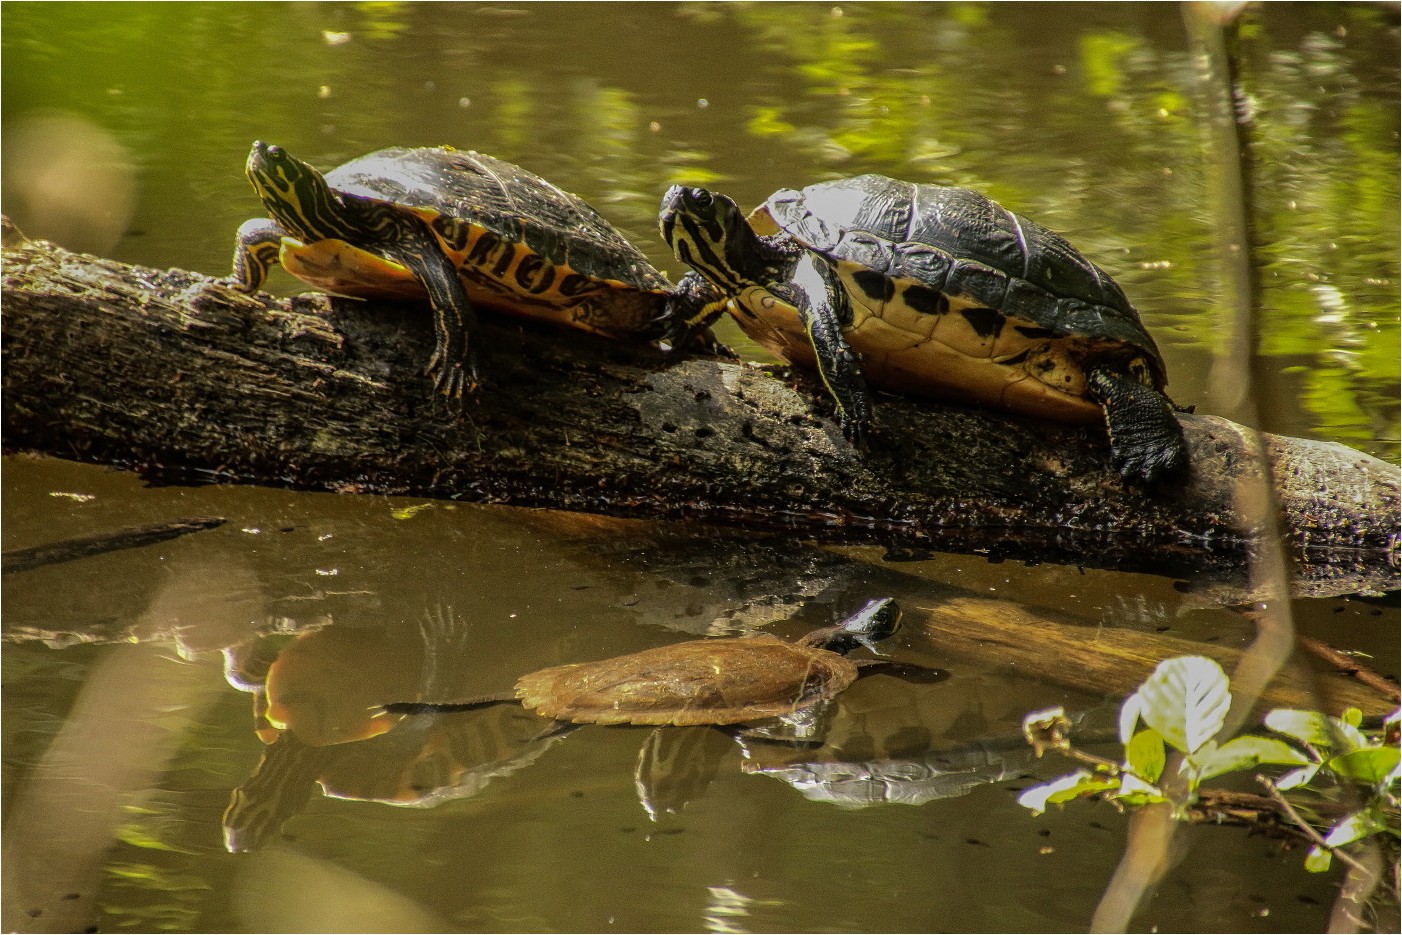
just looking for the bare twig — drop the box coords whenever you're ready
[1297,636,1402,705]
[1257,774,1369,876]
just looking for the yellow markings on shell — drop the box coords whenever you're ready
[724,259,1103,424]
[274,216,653,336]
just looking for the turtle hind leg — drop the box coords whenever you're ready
[1086,364,1189,483]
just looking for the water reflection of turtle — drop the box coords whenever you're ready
[386,598,939,733]
[222,704,568,853]
[385,598,947,820]
[219,608,569,852]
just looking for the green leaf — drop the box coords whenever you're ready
[1016,770,1118,815]
[1195,735,1312,781]
[1137,656,1231,755]
[1328,746,1400,786]
[1323,808,1388,849]
[1125,728,1166,782]
[1341,708,1363,728]
[1264,709,1367,753]
[1114,770,1167,806]
[1304,846,1332,873]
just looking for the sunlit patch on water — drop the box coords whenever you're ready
[703,884,785,934]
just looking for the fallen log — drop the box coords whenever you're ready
[3,237,1397,596]
[910,597,1391,718]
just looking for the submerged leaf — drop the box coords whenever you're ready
[1136,656,1231,755]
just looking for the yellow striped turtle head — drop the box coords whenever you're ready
[245,141,361,244]
[660,185,763,292]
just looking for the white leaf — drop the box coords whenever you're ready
[1119,691,1145,745]
[1137,656,1231,755]
[1274,764,1320,791]
[1323,809,1387,848]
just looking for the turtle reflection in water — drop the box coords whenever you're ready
[386,598,948,818]
[220,608,570,852]
[388,597,932,731]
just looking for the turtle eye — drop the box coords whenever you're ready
[690,188,714,209]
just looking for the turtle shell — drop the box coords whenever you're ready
[280,147,670,336]
[747,175,1167,422]
[514,634,859,727]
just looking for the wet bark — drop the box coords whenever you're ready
[3,237,1398,596]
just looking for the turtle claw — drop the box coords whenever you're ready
[840,417,868,450]
[836,400,872,450]
[427,356,479,404]
[1114,443,1188,485]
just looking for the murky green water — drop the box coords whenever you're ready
[3,3,1398,933]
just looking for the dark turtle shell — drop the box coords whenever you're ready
[326,147,671,296]
[514,634,859,727]
[264,146,674,342]
[758,175,1165,381]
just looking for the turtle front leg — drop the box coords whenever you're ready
[661,272,730,353]
[1085,363,1188,483]
[778,253,872,446]
[227,218,287,292]
[397,245,481,400]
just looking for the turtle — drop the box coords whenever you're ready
[227,142,725,399]
[658,177,1188,482]
[382,597,930,729]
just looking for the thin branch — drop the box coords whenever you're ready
[1297,636,1402,705]
[1257,774,1370,876]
